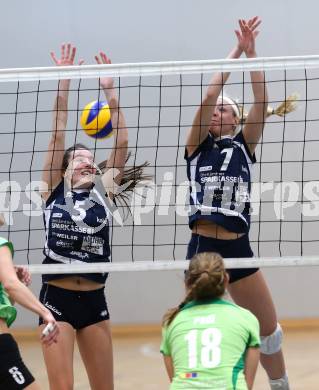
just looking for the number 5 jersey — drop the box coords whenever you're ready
[42,181,112,284]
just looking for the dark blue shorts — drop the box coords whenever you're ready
[186,234,258,283]
[39,284,110,330]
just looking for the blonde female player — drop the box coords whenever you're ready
[0,236,58,389]
[161,252,260,390]
[39,44,147,390]
[185,18,290,389]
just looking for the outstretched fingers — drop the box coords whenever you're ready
[95,51,112,65]
[247,16,262,33]
[50,43,78,66]
[50,51,58,65]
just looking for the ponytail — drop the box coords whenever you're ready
[162,252,227,326]
[266,93,299,118]
[162,282,198,327]
[97,151,152,208]
[238,93,299,124]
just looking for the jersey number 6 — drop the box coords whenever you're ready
[8,367,25,385]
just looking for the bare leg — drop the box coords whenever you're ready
[39,322,75,390]
[76,320,114,390]
[228,270,286,380]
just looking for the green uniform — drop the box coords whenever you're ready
[0,237,17,327]
[161,299,260,390]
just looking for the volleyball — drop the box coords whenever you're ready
[80,100,113,139]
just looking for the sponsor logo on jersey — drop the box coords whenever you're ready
[70,251,89,259]
[45,302,62,316]
[96,216,108,224]
[199,165,212,172]
[56,240,73,248]
[51,222,94,235]
[52,213,63,218]
[201,175,243,184]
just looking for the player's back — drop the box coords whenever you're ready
[161,298,260,390]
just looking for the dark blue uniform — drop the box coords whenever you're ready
[43,180,111,284]
[39,180,111,328]
[185,131,258,283]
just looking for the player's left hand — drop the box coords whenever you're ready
[95,52,114,90]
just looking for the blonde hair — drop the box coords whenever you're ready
[238,93,299,124]
[162,252,227,326]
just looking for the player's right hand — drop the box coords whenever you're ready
[41,311,59,346]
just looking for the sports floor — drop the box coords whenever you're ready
[15,325,319,389]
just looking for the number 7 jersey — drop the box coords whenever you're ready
[185,131,256,233]
[161,299,260,390]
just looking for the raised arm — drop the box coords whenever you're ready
[41,43,82,201]
[95,52,128,197]
[186,45,242,157]
[0,245,59,345]
[244,346,260,389]
[240,17,268,154]
[186,17,262,157]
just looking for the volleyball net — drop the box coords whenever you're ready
[1,55,319,273]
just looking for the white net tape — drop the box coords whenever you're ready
[24,256,319,274]
[0,54,319,82]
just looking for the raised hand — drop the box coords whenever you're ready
[95,51,114,91]
[50,43,84,66]
[235,16,261,57]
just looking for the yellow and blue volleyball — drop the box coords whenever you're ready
[80,100,113,139]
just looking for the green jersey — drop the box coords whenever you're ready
[0,237,17,327]
[161,299,260,390]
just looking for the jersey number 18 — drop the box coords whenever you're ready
[185,328,222,369]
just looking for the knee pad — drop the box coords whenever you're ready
[260,323,283,355]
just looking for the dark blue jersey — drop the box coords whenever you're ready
[185,131,256,233]
[43,181,111,284]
